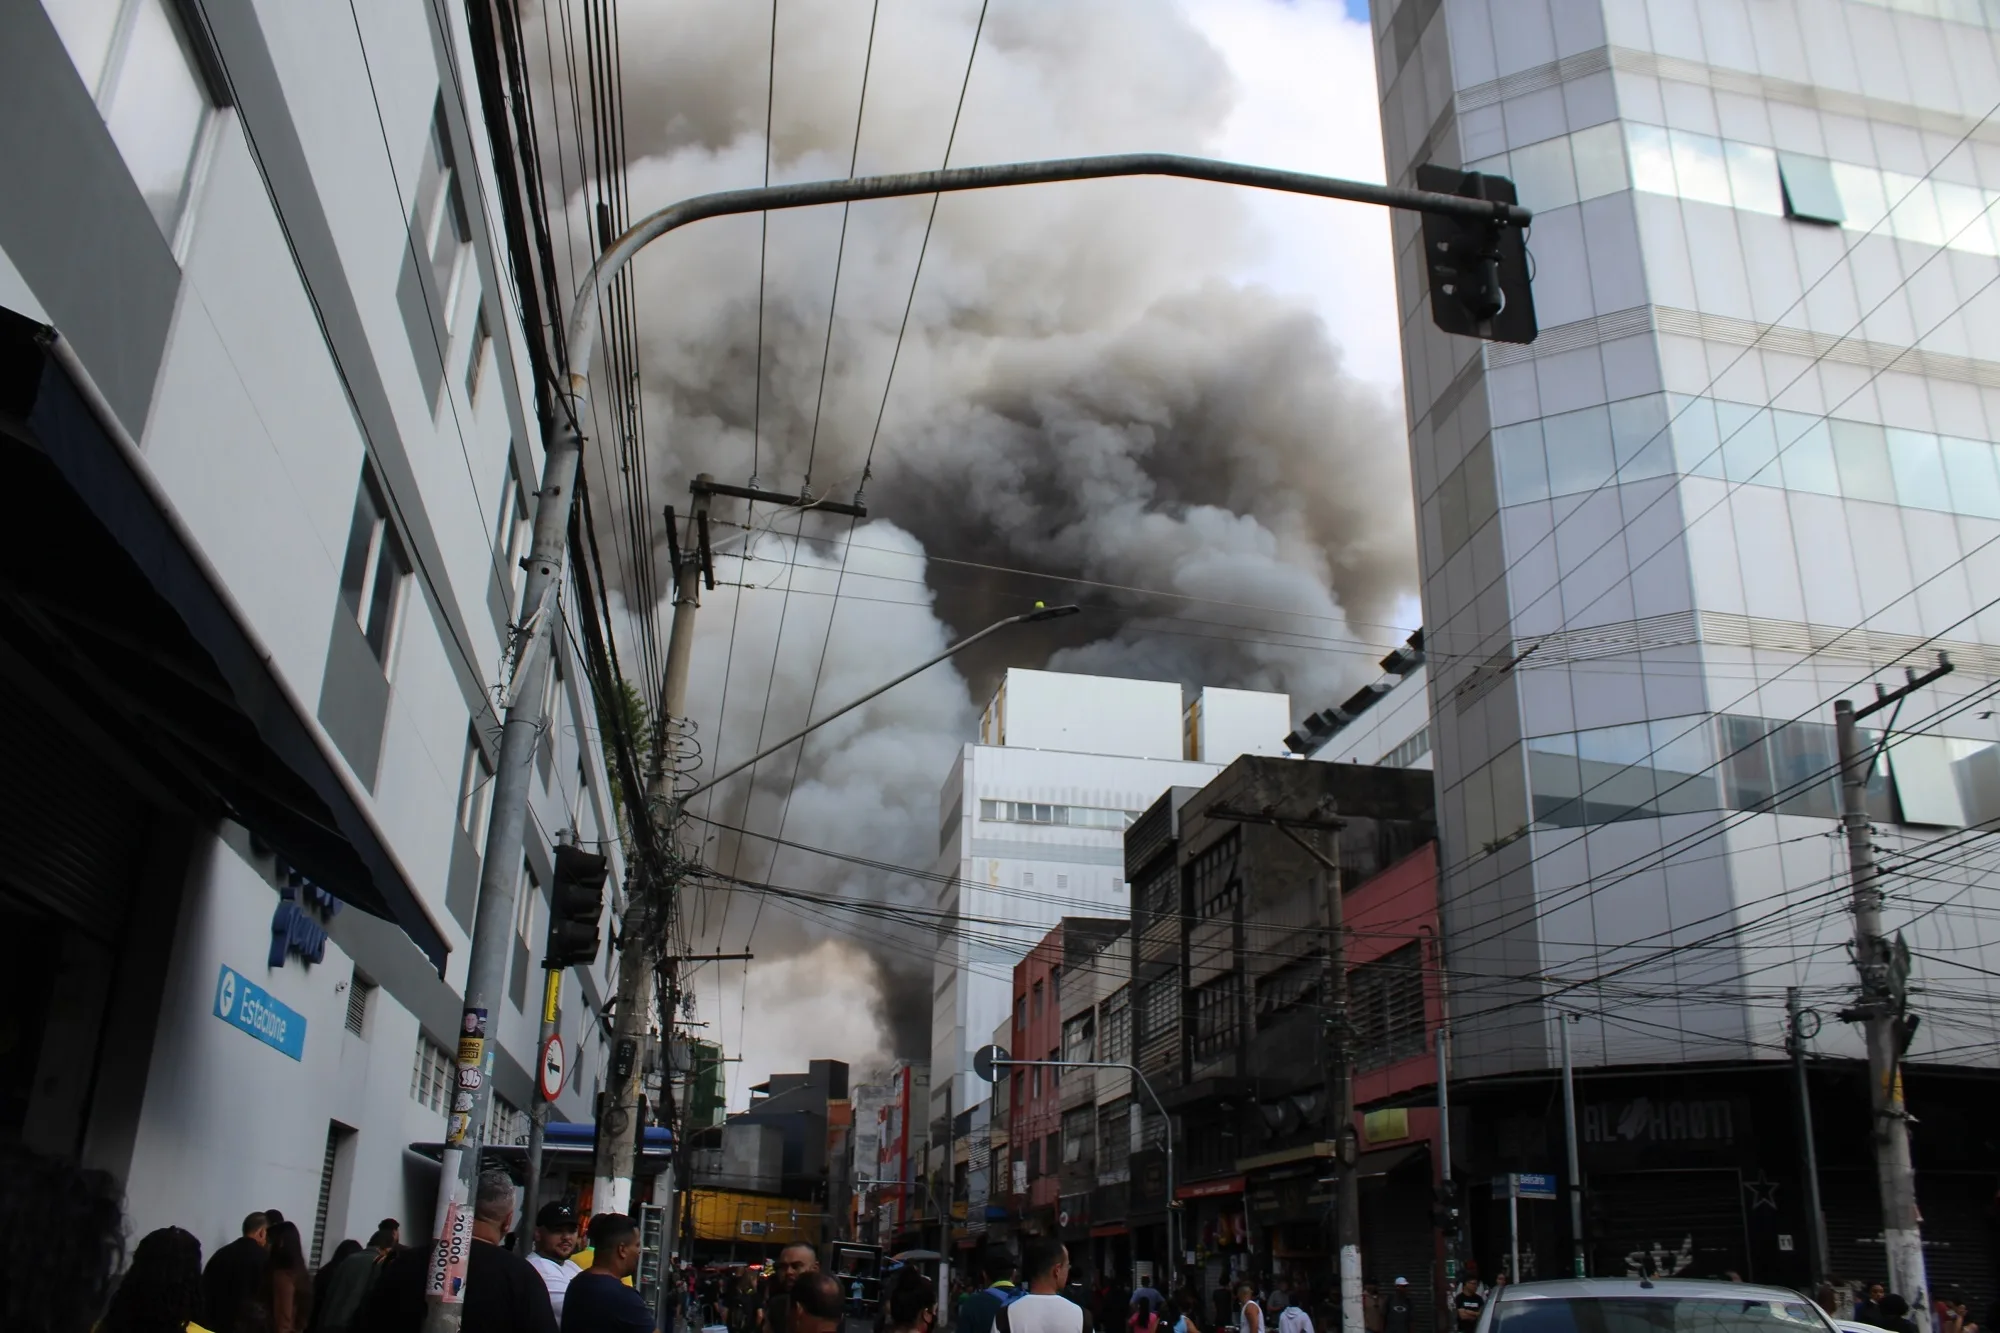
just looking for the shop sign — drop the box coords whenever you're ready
[212,964,306,1060]
[1363,1108,1409,1143]
[268,880,341,969]
[1580,1095,1743,1161]
[1177,1175,1246,1200]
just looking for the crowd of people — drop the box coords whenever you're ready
[1,1144,661,1333]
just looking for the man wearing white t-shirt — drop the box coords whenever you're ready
[1000,1238,1084,1333]
[525,1202,585,1319]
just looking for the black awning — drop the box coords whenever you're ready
[0,307,448,971]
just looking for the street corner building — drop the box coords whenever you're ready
[0,0,628,1265]
[1365,0,2000,1305]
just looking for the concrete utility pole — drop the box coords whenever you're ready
[427,146,1535,1330]
[1208,809,1358,1333]
[1834,654,1950,1328]
[595,479,713,1214]
[1436,1027,1458,1316]
[1787,986,1832,1286]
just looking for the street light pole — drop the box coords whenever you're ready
[985,1058,1177,1283]
[427,146,1535,1332]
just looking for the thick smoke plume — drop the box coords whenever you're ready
[529,0,1412,1094]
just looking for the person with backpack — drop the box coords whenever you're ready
[997,1239,1082,1333]
[962,1252,1022,1333]
[313,1227,397,1333]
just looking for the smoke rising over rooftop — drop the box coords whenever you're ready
[529,0,1411,1097]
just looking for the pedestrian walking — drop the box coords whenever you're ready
[1277,1293,1312,1333]
[1873,1296,1920,1333]
[1382,1280,1413,1333]
[787,1274,849,1333]
[263,1219,312,1333]
[1857,1284,1888,1326]
[962,1251,1022,1333]
[101,1226,211,1333]
[1172,1290,1203,1333]
[1131,1295,1163,1333]
[309,1238,361,1329]
[526,1202,585,1321]
[1362,1284,1382,1333]
[560,1213,653,1333]
[1234,1285,1264,1333]
[362,1169,556,1333]
[311,1226,395,1333]
[889,1273,940,1333]
[200,1212,268,1333]
[997,1239,1081,1333]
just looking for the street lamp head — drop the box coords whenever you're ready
[1022,603,1081,623]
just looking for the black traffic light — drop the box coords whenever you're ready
[1416,164,1537,345]
[544,844,608,968]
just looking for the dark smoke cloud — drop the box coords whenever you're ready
[532,0,1412,1093]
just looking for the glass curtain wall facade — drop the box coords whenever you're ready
[1375,0,2000,1076]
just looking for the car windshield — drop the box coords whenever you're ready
[1495,1298,1827,1333]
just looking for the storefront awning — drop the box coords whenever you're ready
[1354,1144,1426,1178]
[0,310,447,969]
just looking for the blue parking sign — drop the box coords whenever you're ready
[213,965,307,1061]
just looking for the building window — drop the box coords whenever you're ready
[338,467,410,666]
[1031,1067,1041,1099]
[489,1095,528,1146]
[494,455,533,615]
[1014,995,1026,1033]
[1047,1048,1060,1088]
[1062,1107,1092,1166]
[1098,1098,1132,1178]
[1022,871,1034,888]
[410,1033,452,1113]
[1137,974,1176,1045]
[1031,981,1042,1020]
[1191,976,1241,1061]
[1100,986,1131,1063]
[1062,1012,1094,1066]
[458,728,495,846]
[1045,1132,1059,1177]
[977,800,1140,829]
[1055,873,1069,890]
[416,98,473,330]
[344,971,375,1036]
[1349,944,1427,1069]
[465,307,492,401]
[1189,830,1241,917]
[44,0,217,239]
[1255,953,1323,1031]
[1380,725,1431,768]
[1778,152,1844,225]
[1028,1137,1041,1178]
[1136,865,1176,923]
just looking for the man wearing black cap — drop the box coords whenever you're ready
[528,1201,585,1320]
[563,1213,654,1332]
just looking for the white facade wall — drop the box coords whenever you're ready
[1315,665,1434,771]
[4,0,624,1259]
[1189,686,1296,761]
[985,668,1184,759]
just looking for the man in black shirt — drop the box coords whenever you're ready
[364,1170,558,1333]
[1383,1279,1414,1333]
[563,1213,656,1332]
[201,1210,268,1333]
[1453,1279,1485,1331]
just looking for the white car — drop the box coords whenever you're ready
[1473,1279,1837,1333]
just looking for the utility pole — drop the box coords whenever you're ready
[595,479,713,1213]
[1835,655,1950,1327]
[1787,986,1832,1286]
[1204,807,1358,1333]
[1319,828,1361,1333]
[1559,1014,1584,1277]
[1436,1027,1458,1318]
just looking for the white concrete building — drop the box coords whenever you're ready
[1,0,623,1266]
[927,669,1289,1133]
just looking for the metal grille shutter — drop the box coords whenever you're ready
[1587,1169,1748,1279]
[1363,1156,1439,1333]
[311,1124,339,1267]
[0,695,150,938]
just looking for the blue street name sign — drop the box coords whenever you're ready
[213,964,307,1061]
[1515,1172,1558,1200]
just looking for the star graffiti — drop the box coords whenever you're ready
[1743,1171,1781,1210]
